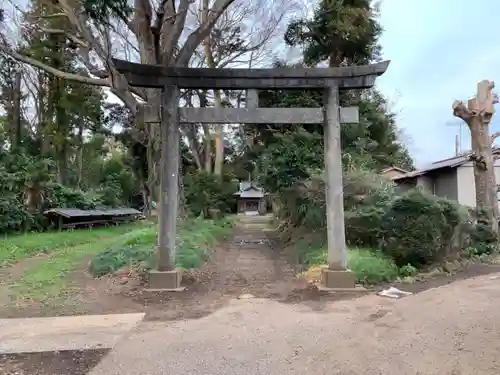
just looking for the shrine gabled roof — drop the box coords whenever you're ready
[234,181,265,198]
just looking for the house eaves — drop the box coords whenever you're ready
[393,147,500,182]
[393,154,470,181]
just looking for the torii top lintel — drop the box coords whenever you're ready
[111,59,390,90]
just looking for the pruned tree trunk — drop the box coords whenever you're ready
[453,80,500,232]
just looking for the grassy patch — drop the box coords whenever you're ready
[10,237,128,301]
[8,221,157,302]
[0,223,143,267]
[89,217,234,277]
[348,248,399,284]
[294,237,401,285]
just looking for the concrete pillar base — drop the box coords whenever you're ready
[145,269,186,292]
[320,268,361,290]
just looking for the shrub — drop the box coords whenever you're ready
[344,205,387,249]
[399,263,418,277]
[0,199,32,233]
[89,244,152,277]
[380,189,465,267]
[294,237,400,285]
[277,168,395,246]
[45,183,102,209]
[349,248,399,285]
[468,208,498,255]
[184,171,237,216]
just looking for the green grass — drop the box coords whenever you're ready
[6,217,234,302]
[8,221,157,301]
[89,217,234,277]
[10,236,130,301]
[348,248,399,284]
[0,223,143,267]
[295,237,401,285]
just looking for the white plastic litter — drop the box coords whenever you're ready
[377,286,413,299]
[238,294,255,300]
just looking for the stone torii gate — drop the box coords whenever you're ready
[113,58,390,291]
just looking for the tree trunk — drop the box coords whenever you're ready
[203,36,224,175]
[37,72,49,156]
[76,119,84,187]
[142,183,151,217]
[453,81,500,233]
[469,117,495,222]
[145,124,156,216]
[12,72,22,149]
[202,124,212,173]
[54,77,68,184]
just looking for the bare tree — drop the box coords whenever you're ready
[1,0,238,212]
[196,0,296,175]
[1,0,236,119]
[453,80,500,232]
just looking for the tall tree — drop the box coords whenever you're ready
[453,80,500,232]
[284,0,381,67]
[197,0,292,175]
[0,55,25,148]
[1,0,237,197]
[246,0,413,189]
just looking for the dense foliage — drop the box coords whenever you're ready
[380,190,465,266]
[254,0,497,273]
[183,171,238,217]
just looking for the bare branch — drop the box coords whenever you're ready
[161,0,190,65]
[2,47,110,86]
[177,0,236,66]
[38,27,89,48]
[491,132,500,145]
[452,100,472,123]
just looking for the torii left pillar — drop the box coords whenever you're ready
[148,85,185,291]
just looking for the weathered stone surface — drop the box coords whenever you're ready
[141,107,359,124]
[147,269,183,291]
[112,59,390,89]
[320,268,356,289]
[0,314,145,354]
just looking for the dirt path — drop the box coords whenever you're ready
[89,272,500,375]
[140,216,303,320]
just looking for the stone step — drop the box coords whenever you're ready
[0,313,145,354]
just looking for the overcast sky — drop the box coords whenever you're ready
[375,0,500,167]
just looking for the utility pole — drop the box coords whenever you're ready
[446,120,463,156]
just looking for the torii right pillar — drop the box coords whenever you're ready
[320,85,358,289]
